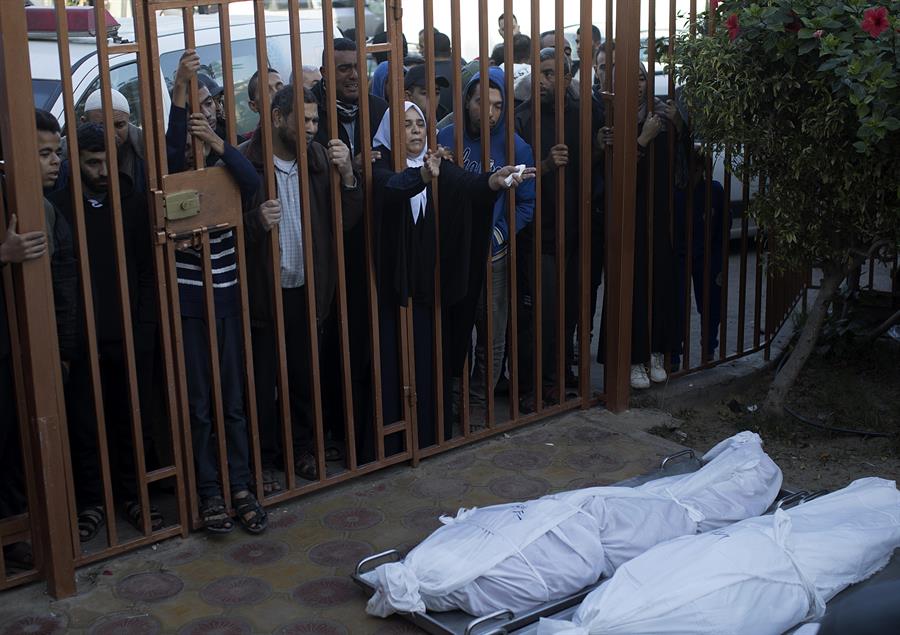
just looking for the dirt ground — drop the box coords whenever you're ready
[648,333,900,492]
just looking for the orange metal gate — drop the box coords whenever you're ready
[1,0,807,598]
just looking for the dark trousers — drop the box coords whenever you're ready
[0,357,26,519]
[379,299,438,454]
[182,316,251,499]
[253,287,318,468]
[65,345,141,509]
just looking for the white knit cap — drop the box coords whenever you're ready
[83,89,130,115]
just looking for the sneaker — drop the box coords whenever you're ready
[649,353,667,383]
[630,364,651,390]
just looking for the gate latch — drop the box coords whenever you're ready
[164,190,200,221]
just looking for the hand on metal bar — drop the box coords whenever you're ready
[325,139,356,187]
[257,199,282,232]
[0,214,47,264]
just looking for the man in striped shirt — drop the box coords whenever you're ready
[166,50,269,534]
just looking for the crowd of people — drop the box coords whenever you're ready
[0,13,727,568]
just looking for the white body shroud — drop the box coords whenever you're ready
[538,477,900,635]
[364,431,783,617]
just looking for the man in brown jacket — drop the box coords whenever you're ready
[239,84,362,486]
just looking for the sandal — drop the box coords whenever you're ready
[261,469,282,496]
[200,495,234,534]
[233,490,267,534]
[77,505,106,542]
[123,501,164,533]
[324,444,345,462]
[294,452,318,481]
[3,542,35,574]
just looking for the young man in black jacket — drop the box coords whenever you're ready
[0,109,78,572]
[48,122,160,542]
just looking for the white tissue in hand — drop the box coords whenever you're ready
[504,164,526,187]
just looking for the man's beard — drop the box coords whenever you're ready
[276,125,297,152]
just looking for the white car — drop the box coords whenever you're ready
[29,5,334,136]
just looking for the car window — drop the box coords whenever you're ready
[33,79,62,111]
[74,61,143,129]
[160,32,324,136]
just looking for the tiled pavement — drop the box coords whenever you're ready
[0,408,687,635]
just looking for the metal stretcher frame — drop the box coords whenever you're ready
[352,448,803,635]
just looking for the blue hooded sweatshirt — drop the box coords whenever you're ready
[437,67,535,256]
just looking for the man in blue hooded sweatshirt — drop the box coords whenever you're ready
[437,68,535,424]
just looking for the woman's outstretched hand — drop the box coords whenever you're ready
[489,165,537,191]
[420,149,442,184]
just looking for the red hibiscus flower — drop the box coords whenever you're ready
[813,29,824,38]
[786,11,802,32]
[710,0,719,12]
[726,13,740,40]
[861,6,890,38]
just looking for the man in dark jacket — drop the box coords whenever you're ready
[48,122,159,542]
[311,37,386,463]
[239,84,362,483]
[437,68,535,423]
[514,47,603,405]
[0,109,78,572]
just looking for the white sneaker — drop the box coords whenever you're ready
[630,364,651,389]
[649,353,667,383]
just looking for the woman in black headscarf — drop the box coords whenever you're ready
[372,101,535,451]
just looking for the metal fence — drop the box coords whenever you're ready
[1,0,808,598]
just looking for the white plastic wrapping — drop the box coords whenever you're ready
[364,431,783,618]
[539,478,900,635]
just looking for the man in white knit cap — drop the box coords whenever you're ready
[67,88,147,193]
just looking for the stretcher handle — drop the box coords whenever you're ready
[660,449,696,471]
[464,609,514,635]
[775,490,809,510]
[355,549,402,576]
[801,489,829,503]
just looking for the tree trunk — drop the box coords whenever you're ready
[761,263,847,419]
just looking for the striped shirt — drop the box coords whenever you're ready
[274,155,305,288]
[176,229,240,318]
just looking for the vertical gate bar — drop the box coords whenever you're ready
[502,0,520,421]
[667,0,676,245]
[252,0,300,491]
[605,0,642,412]
[0,1,75,596]
[753,178,765,350]
[0,202,45,579]
[181,9,205,172]
[530,0,544,414]
[199,232,231,501]
[720,147,732,360]
[218,2,262,502]
[690,0,698,36]
[165,231,199,526]
[218,3,238,147]
[682,145,695,369]
[476,0,496,429]
[701,155,713,364]
[737,161,750,351]
[53,0,119,550]
[577,0,593,406]
[351,0,385,462]
[385,0,417,458]
[422,0,445,445]
[554,0,566,406]
[449,0,469,437]
[284,0,312,489]
[133,4,187,529]
[320,0,357,470]
[602,0,614,398]
[93,0,153,537]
